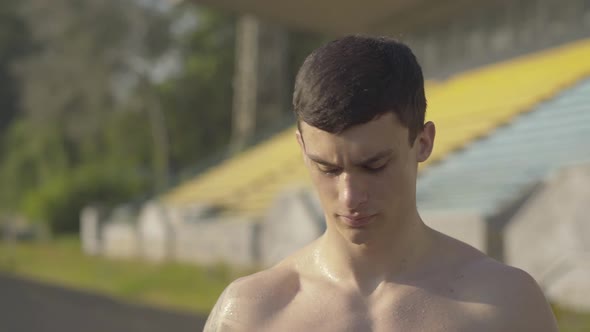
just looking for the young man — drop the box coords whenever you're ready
[204,35,558,331]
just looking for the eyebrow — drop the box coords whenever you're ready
[306,149,394,168]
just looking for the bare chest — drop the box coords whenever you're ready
[255,286,492,332]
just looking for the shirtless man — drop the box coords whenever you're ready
[204,35,558,331]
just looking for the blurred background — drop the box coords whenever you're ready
[0,0,589,331]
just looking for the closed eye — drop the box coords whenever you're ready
[318,167,342,176]
[364,163,388,173]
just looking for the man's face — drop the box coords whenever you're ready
[297,113,434,245]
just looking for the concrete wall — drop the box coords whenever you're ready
[80,206,107,256]
[505,163,590,310]
[423,211,487,253]
[101,222,139,260]
[84,193,491,268]
[173,217,259,267]
[260,186,324,267]
[84,203,261,267]
[96,205,140,260]
[137,202,174,263]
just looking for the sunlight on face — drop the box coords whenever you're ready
[297,113,433,245]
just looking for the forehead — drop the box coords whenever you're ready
[299,113,409,157]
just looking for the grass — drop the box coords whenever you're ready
[553,304,590,332]
[0,235,251,315]
[1,236,590,331]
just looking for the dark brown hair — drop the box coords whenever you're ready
[293,35,426,144]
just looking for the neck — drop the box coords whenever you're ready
[316,209,435,294]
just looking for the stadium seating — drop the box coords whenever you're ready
[161,38,590,217]
[417,77,590,215]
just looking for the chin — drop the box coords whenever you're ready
[336,223,376,246]
[336,215,392,245]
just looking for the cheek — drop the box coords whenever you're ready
[369,174,395,201]
[372,165,413,200]
[309,171,338,200]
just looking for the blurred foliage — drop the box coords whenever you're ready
[0,0,324,234]
[0,0,33,149]
[20,164,147,233]
[0,0,163,233]
[157,4,236,172]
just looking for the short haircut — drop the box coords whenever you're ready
[293,35,427,144]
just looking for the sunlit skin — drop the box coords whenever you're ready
[203,113,558,332]
[295,113,437,288]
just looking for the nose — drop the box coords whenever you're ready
[338,172,368,211]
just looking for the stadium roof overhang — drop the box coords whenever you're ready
[192,0,478,35]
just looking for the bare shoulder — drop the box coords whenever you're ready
[455,254,559,331]
[425,232,558,331]
[202,242,318,331]
[203,264,300,331]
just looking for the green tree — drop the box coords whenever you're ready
[158,5,236,175]
[0,0,32,147]
[0,0,169,232]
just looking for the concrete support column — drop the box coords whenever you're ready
[231,15,288,153]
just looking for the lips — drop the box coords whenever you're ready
[339,214,376,228]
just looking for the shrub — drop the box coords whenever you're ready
[21,164,147,234]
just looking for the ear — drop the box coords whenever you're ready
[295,129,304,149]
[416,121,435,163]
[295,129,309,166]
